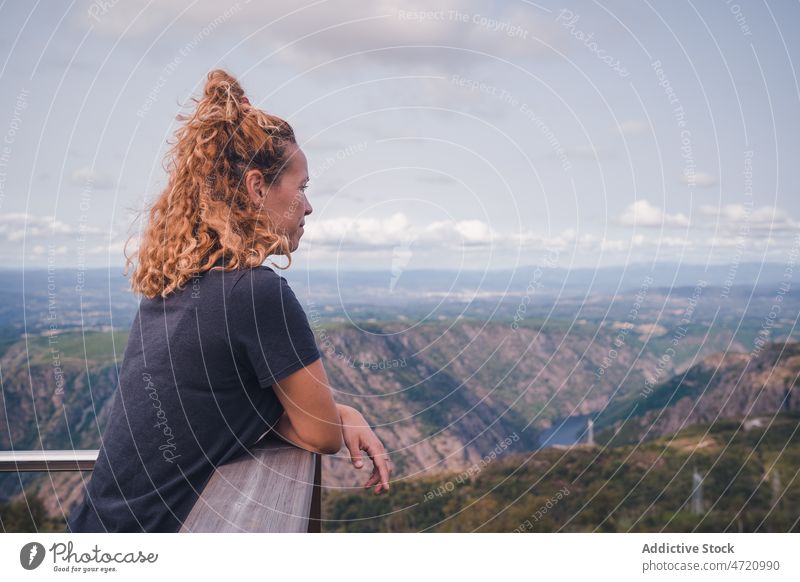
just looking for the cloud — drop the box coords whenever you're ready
[551,230,685,253]
[0,212,104,241]
[681,171,717,188]
[699,204,799,233]
[78,0,562,73]
[617,200,690,228]
[0,211,136,264]
[304,212,498,250]
[31,245,68,256]
[302,213,692,258]
[615,201,799,238]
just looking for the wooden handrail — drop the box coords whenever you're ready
[180,434,321,533]
[1,436,322,533]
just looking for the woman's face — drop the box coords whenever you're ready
[245,143,312,253]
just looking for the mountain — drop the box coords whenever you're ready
[595,341,800,445]
[2,326,799,533]
[1,317,741,507]
[0,320,795,529]
[321,413,800,532]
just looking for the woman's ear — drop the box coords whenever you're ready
[245,169,266,207]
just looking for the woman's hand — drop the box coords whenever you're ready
[337,404,392,495]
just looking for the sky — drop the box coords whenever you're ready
[0,0,798,273]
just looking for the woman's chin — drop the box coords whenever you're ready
[292,230,304,250]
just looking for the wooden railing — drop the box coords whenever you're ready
[180,435,321,533]
[0,434,321,533]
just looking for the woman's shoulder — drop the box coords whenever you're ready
[228,265,293,300]
[229,264,282,283]
[225,266,308,327]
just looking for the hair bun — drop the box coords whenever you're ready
[203,68,246,104]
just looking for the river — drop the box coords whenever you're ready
[537,414,593,448]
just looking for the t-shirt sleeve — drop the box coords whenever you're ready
[228,267,321,389]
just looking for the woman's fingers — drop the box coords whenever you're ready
[364,469,380,489]
[364,468,385,495]
[363,440,391,493]
[345,438,364,469]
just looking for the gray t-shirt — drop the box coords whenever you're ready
[66,261,321,532]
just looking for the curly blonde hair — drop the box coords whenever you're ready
[124,69,297,299]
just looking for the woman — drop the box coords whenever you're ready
[66,69,391,533]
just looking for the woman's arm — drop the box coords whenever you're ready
[269,359,392,494]
[271,358,343,455]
